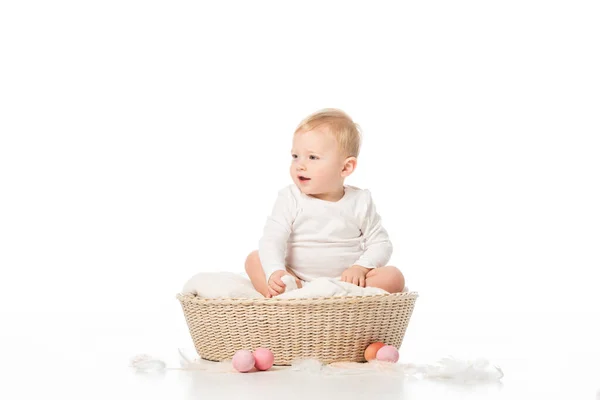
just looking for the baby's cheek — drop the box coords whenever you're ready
[321,168,338,182]
[313,168,329,179]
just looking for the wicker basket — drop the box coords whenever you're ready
[176,291,418,365]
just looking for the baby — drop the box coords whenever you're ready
[245,108,405,298]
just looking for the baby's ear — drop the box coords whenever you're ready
[341,157,357,177]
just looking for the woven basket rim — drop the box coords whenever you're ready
[176,291,418,305]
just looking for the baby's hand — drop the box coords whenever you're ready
[267,270,301,298]
[341,265,369,287]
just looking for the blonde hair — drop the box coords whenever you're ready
[294,108,362,158]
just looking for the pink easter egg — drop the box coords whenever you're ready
[252,348,274,371]
[232,350,255,373]
[376,345,399,363]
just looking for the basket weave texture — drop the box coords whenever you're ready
[176,291,418,365]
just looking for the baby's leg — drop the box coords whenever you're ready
[245,250,270,298]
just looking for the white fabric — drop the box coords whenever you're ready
[182,272,264,299]
[276,275,389,299]
[258,184,393,282]
[181,272,408,299]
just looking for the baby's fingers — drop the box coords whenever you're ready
[273,276,286,288]
[352,276,359,286]
[359,277,366,287]
[269,281,284,293]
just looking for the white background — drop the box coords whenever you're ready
[1,1,599,398]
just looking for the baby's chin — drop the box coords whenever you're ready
[295,184,310,194]
[294,181,315,195]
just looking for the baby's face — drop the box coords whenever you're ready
[290,128,346,199]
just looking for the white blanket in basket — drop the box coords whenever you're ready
[182,272,408,299]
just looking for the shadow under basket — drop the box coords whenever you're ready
[176,291,418,365]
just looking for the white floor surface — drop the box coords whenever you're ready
[1,308,598,400]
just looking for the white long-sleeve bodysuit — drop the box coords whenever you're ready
[258,184,393,282]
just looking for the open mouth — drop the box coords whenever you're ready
[298,176,311,182]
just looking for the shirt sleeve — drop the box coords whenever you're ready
[258,187,296,281]
[353,190,393,269]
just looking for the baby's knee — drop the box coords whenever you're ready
[369,266,405,293]
[388,267,405,293]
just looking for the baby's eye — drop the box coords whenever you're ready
[291,154,298,159]
[309,155,319,160]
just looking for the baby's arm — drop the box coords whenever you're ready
[352,190,393,269]
[258,187,296,282]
